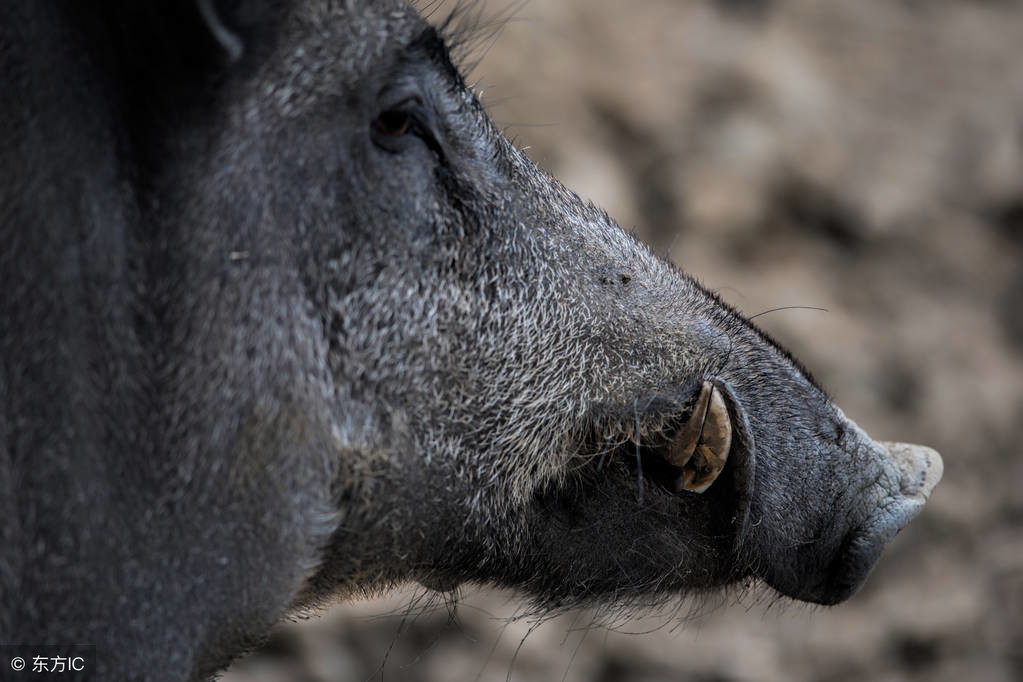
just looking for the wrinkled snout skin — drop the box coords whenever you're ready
[0,0,941,679]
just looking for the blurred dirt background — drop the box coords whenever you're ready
[223,1,1023,680]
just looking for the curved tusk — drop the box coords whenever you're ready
[665,381,712,468]
[681,384,732,493]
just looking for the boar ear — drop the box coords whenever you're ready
[196,0,244,63]
[192,0,282,66]
[110,1,275,72]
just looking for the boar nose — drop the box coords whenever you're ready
[880,441,944,503]
[819,439,943,604]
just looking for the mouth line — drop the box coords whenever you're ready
[801,472,940,605]
[820,519,903,605]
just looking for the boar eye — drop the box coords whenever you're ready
[370,96,427,152]
[374,110,412,136]
[370,95,444,159]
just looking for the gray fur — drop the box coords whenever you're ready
[0,1,941,680]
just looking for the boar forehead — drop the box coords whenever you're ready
[257,2,439,108]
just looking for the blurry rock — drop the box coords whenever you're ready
[1000,270,1023,351]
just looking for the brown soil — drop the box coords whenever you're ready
[224,2,1023,680]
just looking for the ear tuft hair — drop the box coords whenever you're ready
[424,0,523,77]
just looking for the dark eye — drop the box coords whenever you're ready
[370,97,443,159]
[373,110,412,137]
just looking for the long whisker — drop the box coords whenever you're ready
[748,305,828,321]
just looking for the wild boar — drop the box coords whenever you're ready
[0,1,942,679]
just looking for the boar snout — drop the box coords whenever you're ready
[755,413,944,605]
[818,438,943,604]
